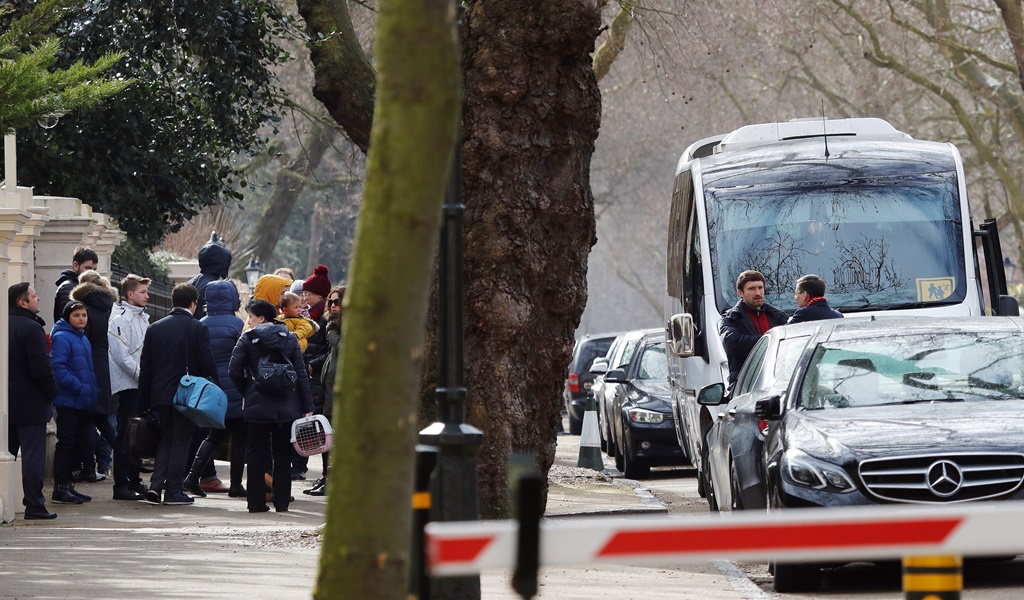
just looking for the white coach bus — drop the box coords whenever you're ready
[663,117,1018,496]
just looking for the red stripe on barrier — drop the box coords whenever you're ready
[597,518,962,557]
[432,536,495,565]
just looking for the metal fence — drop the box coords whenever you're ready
[110,262,174,321]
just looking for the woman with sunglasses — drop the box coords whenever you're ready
[303,285,344,496]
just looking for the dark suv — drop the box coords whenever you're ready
[562,332,619,434]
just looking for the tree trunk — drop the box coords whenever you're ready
[421,0,603,518]
[249,126,335,267]
[296,0,376,153]
[313,0,459,597]
[305,202,327,275]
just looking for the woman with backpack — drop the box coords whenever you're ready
[228,299,312,513]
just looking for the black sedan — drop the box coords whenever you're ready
[698,323,813,511]
[745,316,1024,592]
[605,332,688,479]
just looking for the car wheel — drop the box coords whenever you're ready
[771,561,820,593]
[607,433,618,459]
[622,445,650,479]
[598,413,608,452]
[614,432,625,473]
[730,460,744,511]
[568,411,583,435]
[700,439,717,510]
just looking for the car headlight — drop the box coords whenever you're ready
[782,449,855,493]
[627,408,668,424]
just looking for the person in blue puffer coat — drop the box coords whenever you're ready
[50,301,100,505]
[183,280,247,498]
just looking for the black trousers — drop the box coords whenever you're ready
[245,421,292,511]
[149,406,195,494]
[9,423,47,511]
[54,406,94,485]
[113,390,142,488]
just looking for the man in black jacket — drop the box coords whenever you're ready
[186,235,232,320]
[137,284,218,506]
[720,270,788,389]
[52,247,98,325]
[788,274,844,324]
[8,283,59,519]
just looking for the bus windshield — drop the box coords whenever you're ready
[705,172,966,314]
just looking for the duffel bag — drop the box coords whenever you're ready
[173,374,228,429]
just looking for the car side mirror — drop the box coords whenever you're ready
[667,313,695,357]
[998,295,1020,316]
[697,382,727,406]
[590,359,609,375]
[754,395,782,420]
[604,369,628,384]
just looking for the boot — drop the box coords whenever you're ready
[183,439,216,498]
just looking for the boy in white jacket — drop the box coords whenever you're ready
[107,274,151,500]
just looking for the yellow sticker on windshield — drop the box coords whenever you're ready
[916,277,955,302]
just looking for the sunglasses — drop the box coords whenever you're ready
[328,298,341,306]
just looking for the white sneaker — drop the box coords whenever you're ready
[95,470,108,482]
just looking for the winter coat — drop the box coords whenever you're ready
[276,315,316,352]
[187,242,232,320]
[787,299,844,324]
[107,301,150,395]
[9,306,58,426]
[51,319,100,411]
[318,327,341,419]
[229,322,312,424]
[72,280,118,414]
[304,314,331,408]
[52,269,79,325]
[137,308,219,412]
[720,300,788,387]
[253,274,292,306]
[201,280,245,420]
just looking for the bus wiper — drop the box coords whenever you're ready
[842,301,951,313]
[899,398,964,404]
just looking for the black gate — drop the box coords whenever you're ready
[110,263,174,321]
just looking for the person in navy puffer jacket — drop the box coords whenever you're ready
[50,301,100,505]
[183,280,247,498]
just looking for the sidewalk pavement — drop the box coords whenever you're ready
[0,436,757,599]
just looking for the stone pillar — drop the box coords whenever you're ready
[5,186,41,285]
[167,260,201,284]
[90,213,125,278]
[0,202,31,523]
[32,196,94,329]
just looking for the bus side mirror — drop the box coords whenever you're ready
[667,313,695,357]
[998,295,1020,316]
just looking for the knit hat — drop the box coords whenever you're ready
[302,265,331,298]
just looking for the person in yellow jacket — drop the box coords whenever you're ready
[276,292,317,351]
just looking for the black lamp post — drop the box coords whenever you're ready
[244,257,262,290]
[418,3,482,599]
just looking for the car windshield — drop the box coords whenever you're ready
[705,172,965,313]
[798,331,1024,409]
[635,344,668,380]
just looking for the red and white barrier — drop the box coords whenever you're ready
[425,502,1024,576]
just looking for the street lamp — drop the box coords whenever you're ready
[244,257,262,289]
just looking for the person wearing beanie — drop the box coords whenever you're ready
[302,265,330,322]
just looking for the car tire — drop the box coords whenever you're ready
[622,445,650,479]
[700,439,716,510]
[568,411,583,436]
[607,434,618,459]
[771,561,820,593]
[614,442,625,473]
[730,460,744,511]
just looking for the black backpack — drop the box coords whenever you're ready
[254,349,298,396]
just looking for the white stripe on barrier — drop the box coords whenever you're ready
[425,501,1024,576]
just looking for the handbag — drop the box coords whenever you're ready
[123,410,161,459]
[172,325,228,429]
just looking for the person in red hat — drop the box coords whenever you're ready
[302,265,331,322]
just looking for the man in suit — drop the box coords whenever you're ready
[137,284,218,506]
[788,274,844,324]
[8,282,59,519]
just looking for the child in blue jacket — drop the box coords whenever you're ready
[50,301,100,504]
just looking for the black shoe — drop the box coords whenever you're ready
[112,486,144,501]
[162,491,195,506]
[228,484,246,498]
[182,477,206,498]
[69,487,91,503]
[140,458,155,473]
[302,478,325,495]
[24,510,58,520]
[248,505,270,513]
[131,481,148,495]
[144,489,162,505]
[290,470,306,481]
[52,486,85,504]
[307,481,326,497]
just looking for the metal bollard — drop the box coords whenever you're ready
[903,555,962,600]
[410,445,439,600]
[509,454,543,600]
